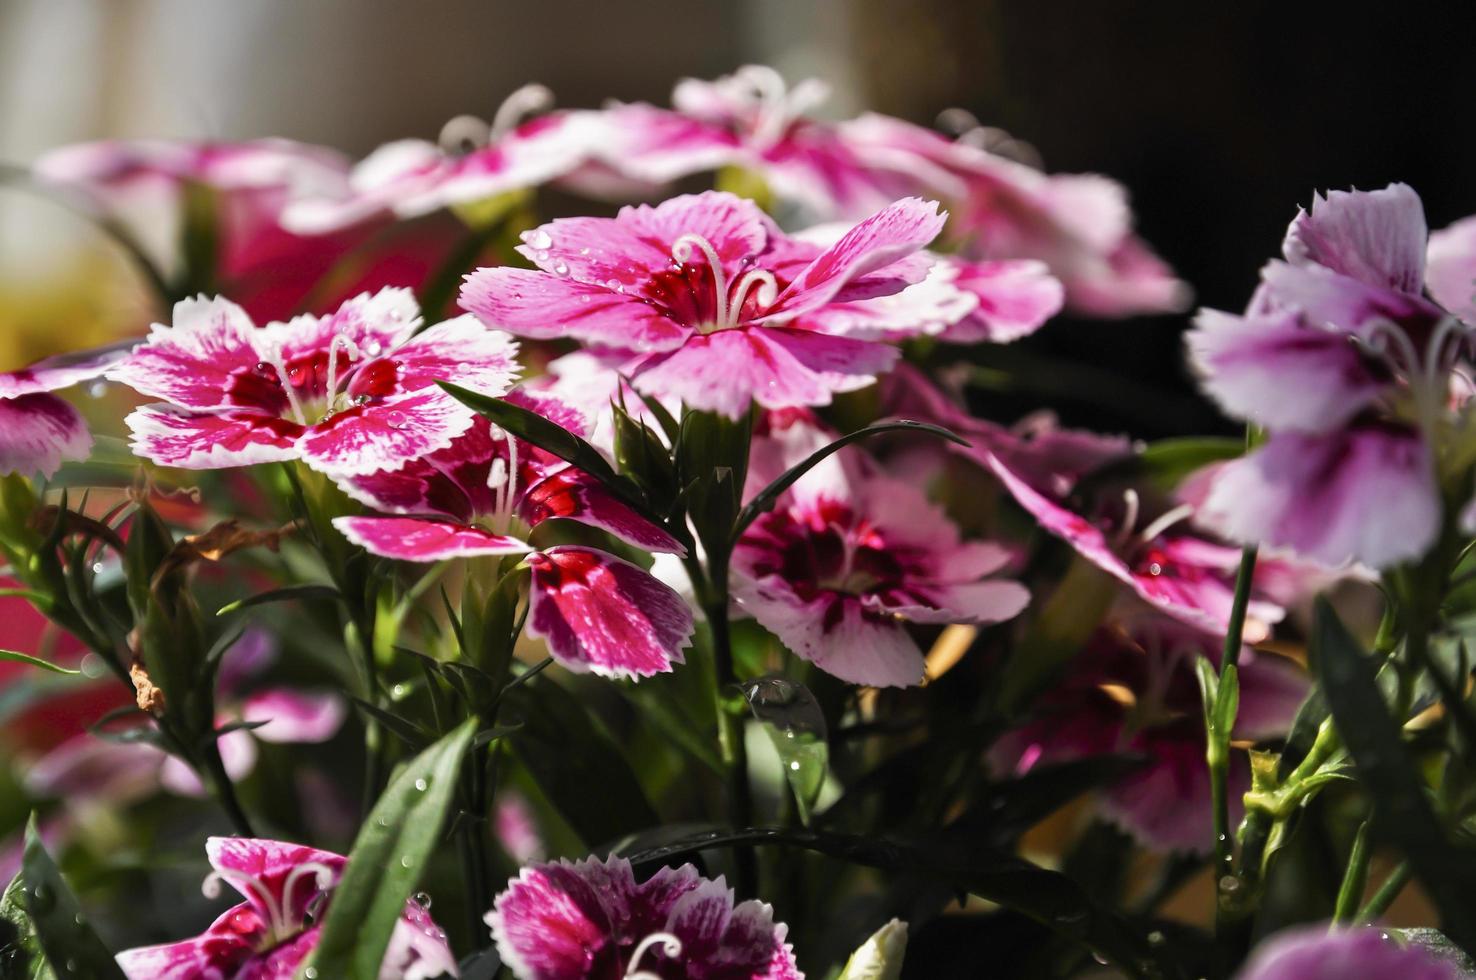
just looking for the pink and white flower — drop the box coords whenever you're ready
[108,288,519,476]
[1187,184,1461,567]
[731,466,1029,688]
[283,85,615,233]
[488,854,801,980]
[115,837,458,980]
[0,340,133,477]
[462,190,946,419]
[991,616,1307,852]
[331,393,693,680]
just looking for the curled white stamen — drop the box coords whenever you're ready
[1359,316,1475,438]
[1113,489,1141,548]
[728,268,779,318]
[484,424,520,533]
[673,233,732,327]
[439,114,492,155]
[490,83,555,142]
[1138,504,1195,546]
[323,333,364,415]
[672,233,776,332]
[624,932,683,979]
[257,346,308,427]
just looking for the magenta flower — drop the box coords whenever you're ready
[331,393,693,680]
[1187,184,1460,567]
[283,85,613,233]
[0,340,132,477]
[107,288,519,476]
[116,837,457,979]
[462,190,945,419]
[991,615,1307,852]
[731,466,1029,688]
[1235,925,1460,980]
[835,112,1189,317]
[488,854,801,980]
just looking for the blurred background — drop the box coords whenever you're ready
[2,0,1472,438]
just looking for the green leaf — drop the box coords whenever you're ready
[217,583,342,615]
[20,816,126,979]
[504,681,658,848]
[1077,437,1244,496]
[306,717,477,980]
[2,872,54,980]
[742,676,828,825]
[0,652,80,676]
[732,419,966,543]
[348,697,434,751]
[1312,598,1476,954]
[625,827,1171,979]
[439,381,623,489]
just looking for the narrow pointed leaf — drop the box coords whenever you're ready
[20,816,126,979]
[217,583,341,615]
[0,652,80,676]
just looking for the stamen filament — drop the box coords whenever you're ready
[1138,504,1196,545]
[490,83,555,142]
[323,333,364,416]
[624,931,683,979]
[257,347,308,427]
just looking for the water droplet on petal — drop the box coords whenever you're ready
[365,340,384,357]
[412,891,433,910]
[526,229,552,250]
[385,410,407,429]
[552,260,570,276]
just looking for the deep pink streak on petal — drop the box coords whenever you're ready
[0,393,92,477]
[764,197,947,319]
[519,467,685,555]
[106,296,264,409]
[525,547,692,680]
[333,516,531,562]
[461,266,690,352]
[125,404,301,470]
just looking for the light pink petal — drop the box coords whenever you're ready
[733,576,925,688]
[943,258,1065,343]
[0,393,92,477]
[765,198,947,319]
[1283,183,1428,294]
[0,338,136,398]
[106,296,262,409]
[1235,651,1310,741]
[368,314,520,398]
[124,404,301,470]
[158,755,207,796]
[795,261,978,341]
[1188,308,1386,433]
[1238,925,1461,980]
[297,388,474,477]
[25,735,168,804]
[597,104,743,184]
[1199,425,1439,568]
[334,516,531,561]
[632,327,895,420]
[384,901,459,980]
[519,467,685,555]
[158,729,257,797]
[268,287,421,363]
[1098,729,1234,853]
[461,266,690,352]
[525,547,692,680]
[878,579,1031,626]
[1064,234,1193,317]
[488,861,614,980]
[1259,259,1442,338]
[240,689,347,743]
[1427,213,1476,322]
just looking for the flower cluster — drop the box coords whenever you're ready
[5,65,1476,980]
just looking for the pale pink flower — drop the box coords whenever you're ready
[0,340,133,476]
[1236,925,1460,980]
[107,288,519,476]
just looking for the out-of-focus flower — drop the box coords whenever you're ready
[837,113,1189,317]
[332,392,693,680]
[991,615,1307,852]
[33,139,454,322]
[488,854,801,980]
[731,460,1029,687]
[282,85,616,233]
[108,288,519,476]
[1235,925,1460,980]
[0,340,133,476]
[462,190,944,419]
[1187,184,1463,568]
[115,836,458,979]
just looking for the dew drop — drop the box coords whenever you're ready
[412,891,433,910]
[788,761,801,771]
[526,229,552,250]
[385,410,407,429]
[304,968,320,979]
[579,247,590,255]
[400,856,415,869]
[534,249,550,263]
[87,380,108,399]
[552,260,570,276]
[414,777,429,792]
[365,340,384,357]
[64,959,77,974]
[391,683,408,699]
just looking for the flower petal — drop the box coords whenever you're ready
[524,547,692,680]
[1187,308,1386,433]
[297,388,474,477]
[1427,214,1476,322]
[117,910,258,980]
[0,393,92,477]
[943,258,1064,343]
[125,404,301,469]
[1283,183,1428,295]
[0,338,136,398]
[240,689,347,744]
[334,516,532,561]
[488,860,617,980]
[519,467,685,554]
[106,296,263,409]
[1238,925,1461,980]
[766,197,947,319]
[1199,425,1439,568]
[268,287,421,364]
[204,836,345,924]
[461,266,690,351]
[367,313,520,398]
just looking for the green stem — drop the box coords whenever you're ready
[1212,547,1257,915]
[193,729,256,837]
[1358,862,1412,922]
[702,556,756,897]
[1332,818,1373,925]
